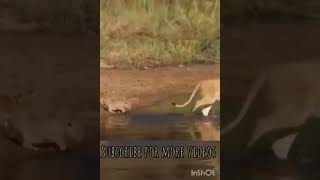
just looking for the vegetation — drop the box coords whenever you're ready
[100,0,220,68]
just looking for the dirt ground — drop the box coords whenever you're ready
[100,64,220,110]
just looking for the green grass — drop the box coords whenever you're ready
[100,0,220,68]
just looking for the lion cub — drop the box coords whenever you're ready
[100,90,131,114]
[172,79,220,116]
[100,98,131,114]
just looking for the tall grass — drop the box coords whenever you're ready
[100,0,220,68]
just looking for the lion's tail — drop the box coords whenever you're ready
[173,82,201,108]
[221,72,268,135]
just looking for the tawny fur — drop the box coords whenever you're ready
[222,62,320,148]
[172,79,220,116]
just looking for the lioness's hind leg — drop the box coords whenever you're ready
[193,96,219,113]
[248,110,307,147]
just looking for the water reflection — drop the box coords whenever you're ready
[101,113,220,141]
[101,140,220,180]
[100,113,220,180]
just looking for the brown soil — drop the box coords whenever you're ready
[100,64,220,110]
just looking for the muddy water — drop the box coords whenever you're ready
[101,140,219,180]
[100,113,220,180]
[101,114,220,140]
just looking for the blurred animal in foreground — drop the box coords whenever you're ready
[0,107,85,151]
[222,62,320,159]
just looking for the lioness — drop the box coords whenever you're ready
[172,79,220,116]
[222,62,320,158]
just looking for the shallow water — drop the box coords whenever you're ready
[101,114,220,141]
[101,113,220,180]
[0,104,220,180]
[101,140,220,180]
